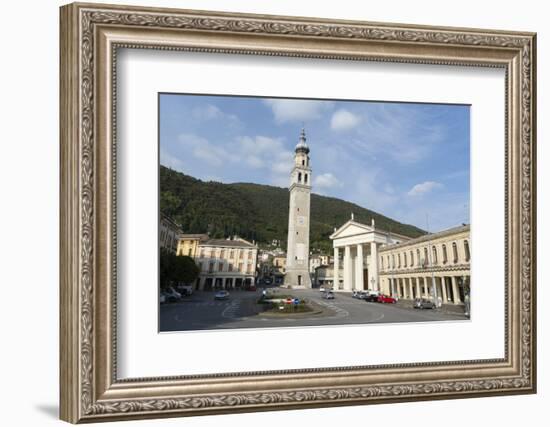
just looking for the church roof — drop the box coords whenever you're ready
[330,218,415,241]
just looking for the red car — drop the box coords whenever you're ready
[377,294,397,304]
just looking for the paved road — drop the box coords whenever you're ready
[160,288,467,332]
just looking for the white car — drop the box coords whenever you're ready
[164,287,182,302]
[214,290,230,300]
[322,291,335,300]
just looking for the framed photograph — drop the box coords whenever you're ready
[60,2,537,423]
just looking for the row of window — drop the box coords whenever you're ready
[160,229,177,249]
[199,261,254,274]
[297,172,309,184]
[198,248,255,260]
[380,239,470,270]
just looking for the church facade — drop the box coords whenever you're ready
[329,216,408,291]
[284,129,312,288]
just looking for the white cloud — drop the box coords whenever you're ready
[232,135,295,178]
[345,103,449,164]
[177,133,294,178]
[190,104,242,128]
[192,104,223,120]
[263,99,332,123]
[407,181,444,196]
[178,133,236,167]
[244,155,264,168]
[349,169,399,214]
[160,149,184,171]
[314,173,342,189]
[270,175,291,188]
[271,151,294,175]
[330,109,361,131]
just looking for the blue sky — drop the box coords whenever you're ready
[160,94,470,232]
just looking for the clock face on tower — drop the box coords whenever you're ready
[298,216,305,226]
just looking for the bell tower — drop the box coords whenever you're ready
[284,128,312,288]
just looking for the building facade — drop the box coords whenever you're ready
[159,214,183,253]
[328,218,470,306]
[176,233,208,257]
[313,263,341,288]
[309,254,332,273]
[193,237,258,291]
[378,225,470,305]
[284,128,312,288]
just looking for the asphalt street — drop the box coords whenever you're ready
[160,288,467,332]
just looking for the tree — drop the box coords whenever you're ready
[159,249,200,289]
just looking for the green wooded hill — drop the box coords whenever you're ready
[160,165,426,253]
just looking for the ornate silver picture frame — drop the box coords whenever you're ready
[60,2,536,423]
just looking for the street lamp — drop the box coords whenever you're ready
[425,214,439,306]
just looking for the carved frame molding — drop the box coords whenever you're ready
[60,2,536,423]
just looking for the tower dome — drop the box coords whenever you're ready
[295,127,310,154]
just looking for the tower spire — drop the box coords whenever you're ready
[295,126,309,153]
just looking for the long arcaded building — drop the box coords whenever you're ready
[378,224,470,305]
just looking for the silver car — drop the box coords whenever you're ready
[322,291,335,300]
[413,298,436,309]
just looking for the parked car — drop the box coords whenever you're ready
[363,290,380,302]
[214,290,230,300]
[352,290,366,299]
[164,287,182,302]
[413,298,436,309]
[246,285,257,292]
[175,283,193,296]
[322,291,335,300]
[377,294,397,304]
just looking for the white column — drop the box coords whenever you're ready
[355,244,364,290]
[415,277,421,299]
[451,276,461,304]
[344,245,352,291]
[333,247,340,290]
[369,242,379,291]
[408,279,414,300]
[440,276,448,303]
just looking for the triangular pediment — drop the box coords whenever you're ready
[330,220,373,240]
